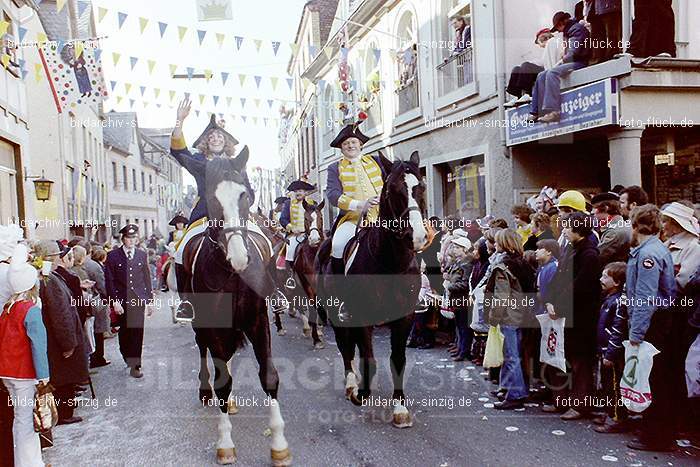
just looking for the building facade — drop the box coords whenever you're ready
[281,0,700,223]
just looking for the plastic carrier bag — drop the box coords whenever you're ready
[483,325,504,368]
[620,340,660,413]
[686,335,700,398]
[536,314,567,372]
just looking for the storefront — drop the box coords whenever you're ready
[434,155,487,219]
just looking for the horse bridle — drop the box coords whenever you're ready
[209,223,249,253]
[381,172,424,240]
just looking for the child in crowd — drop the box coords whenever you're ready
[594,261,629,433]
[445,236,474,361]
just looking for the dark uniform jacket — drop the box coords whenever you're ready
[596,290,628,361]
[104,247,152,307]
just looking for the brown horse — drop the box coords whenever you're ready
[290,200,328,349]
[182,155,291,465]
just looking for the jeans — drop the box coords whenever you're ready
[499,326,528,401]
[530,62,587,115]
[1,379,43,467]
[455,308,473,358]
[506,62,544,97]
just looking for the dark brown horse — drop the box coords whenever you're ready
[182,155,291,465]
[289,199,328,349]
[317,152,429,429]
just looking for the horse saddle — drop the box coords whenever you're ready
[341,227,371,271]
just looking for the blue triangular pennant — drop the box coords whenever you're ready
[267,99,273,109]
[129,99,135,108]
[221,72,229,85]
[21,68,28,80]
[117,12,128,29]
[140,86,146,96]
[110,80,117,91]
[240,98,246,108]
[286,78,293,90]
[373,48,381,64]
[309,45,318,57]
[254,76,262,88]
[213,96,219,106]
[272,41,281,56]
[186,67,194,79]
[241,116,247,123]
[340,48,349,60]
[18,26,27,42]
[197,30,207,45]
[234,36,243,50]
[130,56,138,70]
[318,79,326,91]
[184,92,191,100]
[195,110,200,117]
[158,22,168,38]
[94,49,102,61]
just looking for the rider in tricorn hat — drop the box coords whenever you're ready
[279,180,316,269]
[325,122,387,274]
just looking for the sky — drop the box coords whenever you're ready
[94,0,310,174]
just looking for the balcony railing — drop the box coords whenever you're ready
[437,48,474,96]
[395,79,419,115]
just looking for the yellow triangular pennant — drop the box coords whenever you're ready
[216,33,225,48]
[36,32,47,46]
[254,39,262,52]
[204,69,213,82]
[270,77,278,91]
[226,97,232,107]
[238,74,246,86]
[57,0,67,13]
[254,99,260,108]
[34,63,43,82]
[98,7,108,23]
[154,88,161,99]
[1,54,10,70]
[252,117,258,125]
[178,26,188,43]
[139,17,149,34]
[169,90,176,102]
[116,96,123,105]
[112,52,121,65]
[74,41,84,59]
[147,60,156,75]
[324,46,333,61]
[199,94,205,105]
[290,43,299,56]
[143,101,149,108]
[0,21,10,37]
[169,64,177,76]
[124,83,132,94]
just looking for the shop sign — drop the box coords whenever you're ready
[505,78,619,146]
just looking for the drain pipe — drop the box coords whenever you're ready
[492,0,512,217]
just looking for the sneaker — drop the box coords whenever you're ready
[614,52,634,58]
[57,416,83,425]
[504,97,519,108]
[516,94,532,104]
[594,419,628,433]
[627,438,674,452]
[538,111,561,123]
[526,113,539,123]
[494,399,525,410]
[541,404,562,413]
[656,52,672,58]
[560,408,583,420]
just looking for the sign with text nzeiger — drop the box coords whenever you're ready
[505,78,620,146]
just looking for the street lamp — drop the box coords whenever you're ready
[24,169,54,202]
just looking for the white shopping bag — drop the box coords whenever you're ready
[686,335,700,398]
[84,316,96,354]
[536,314,566,372]
[620,340,660,413]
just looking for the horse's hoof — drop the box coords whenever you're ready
[302,328,311,337]
[227,399,239,415]
[313,341,325,350]
[277,329,287,336]
[216,447,237,465]
[392,407,413,429]
[348,388,365,407]
[317,327,324,337]
[200,391,214,406]
[288,309,297,318]
[271,447,292,467]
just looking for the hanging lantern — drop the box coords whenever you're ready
[26,169,54,202]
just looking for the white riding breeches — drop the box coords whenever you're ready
[331,221,357,258]
[174,220,269,264]
[285,234,305,261]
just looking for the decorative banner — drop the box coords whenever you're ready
[158,21,168,38]
[254,39,262,52]
[147,59,156,74]
[139,17,149,34]
[221,72,229,85]
[197,0,233,21]
[117,12,128,29]
[234,36,243,50]
[216,33,225,48]
[197,30,207,45]
[39,42,108,113]
[272,41,281,56]
[178,26,188,42]
[98,7,108,22]
[57,0,67,13]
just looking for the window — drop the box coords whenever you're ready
[437,155,486,219]
[132,169,137,192]
[141,171,145,192]
[437,0,474,96]
[395,10,419,115]
[149,174,153,194]
[2,11,20,78]
[122,165,128,191]
[362,39,382,130]
[112,162,118,190]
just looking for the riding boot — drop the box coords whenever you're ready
[331,257,344,275]
[174,263,195,322]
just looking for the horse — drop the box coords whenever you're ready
[289,199,328,349]
[181,153,291,466]
[318,151,429,429]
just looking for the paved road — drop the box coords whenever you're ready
[45,292,697,466]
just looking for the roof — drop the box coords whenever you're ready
[288,0,340,73]
[36,0,93,41]
[139,128,173,153]
[103,112,138,155]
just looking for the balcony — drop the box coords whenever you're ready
[437,48,474,97]
[396,79,419,115]
[365,100,382,131]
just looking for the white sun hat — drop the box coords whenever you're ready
[661,202,699,237]
[451,236,472,250]
[8,244,38,295]
[0,224,23,261]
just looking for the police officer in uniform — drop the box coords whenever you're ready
[104,224,153,378]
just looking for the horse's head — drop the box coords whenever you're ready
[302,199,325,246]
[205,147,253,272]
[380,151,428,251]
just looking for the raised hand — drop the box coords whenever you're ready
[176,98,192,126]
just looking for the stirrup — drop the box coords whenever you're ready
[269,289,289,314]
[174,300,195,323]
[336,301,351,323]
[284,276,296,290]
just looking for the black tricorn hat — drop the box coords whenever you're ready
[193,114,239,149]
[287,180,315,192]
[168,214,189,226]
[591,192,620,205]
[330,123,369,149]
[119,224,139,237]
[274,196,290,205]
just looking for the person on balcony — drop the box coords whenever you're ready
[584,0,622,64]
[528,11,592,124]
[504,28,563,107]
[449,15,471,58]
[624,0,676,59]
